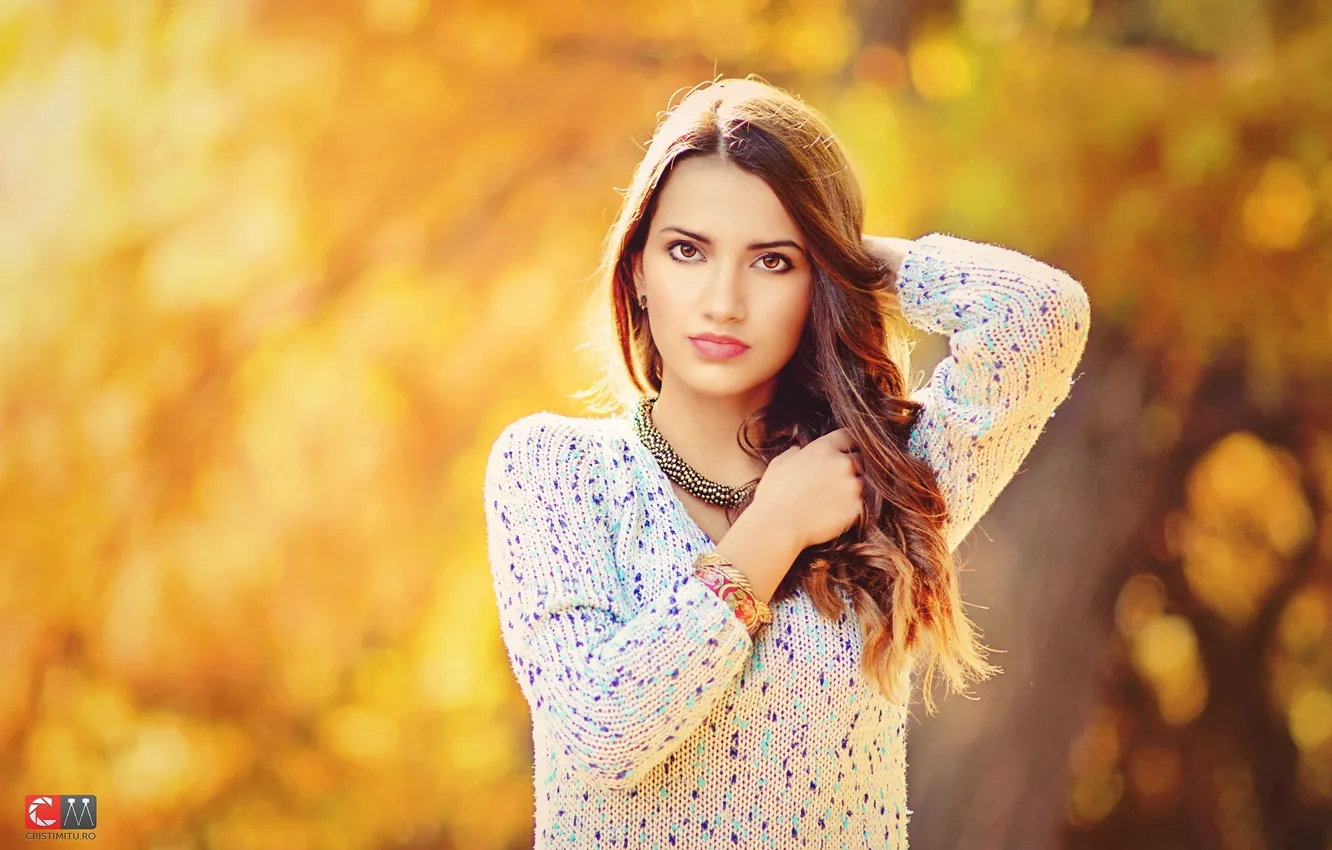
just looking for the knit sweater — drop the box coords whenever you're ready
[483,233,1091,849]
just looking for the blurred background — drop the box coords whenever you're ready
[1,0,1329,848]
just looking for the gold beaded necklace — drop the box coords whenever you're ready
[632,395,759,510]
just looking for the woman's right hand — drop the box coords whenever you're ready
[711,428,865,604]
[750,428,865,554]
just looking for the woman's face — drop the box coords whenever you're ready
[633,156,814,403]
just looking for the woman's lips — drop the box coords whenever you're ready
[690,337,750,359]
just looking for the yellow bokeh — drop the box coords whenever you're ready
[1181,529,1280,627]
[782,6,856,76]
[319,703,402,767]
[1186,432,1312,557]
[108,714,254,813]
[1278,588,1331,653]
[1179,431,1314,626]
[909,30,977,100]
[1130,615,1209,726]
[1066,769,1123,828]
[1241,157,1316,251]
[1137,402,1183,454]
[1115,572,1168,638]
[1289,685,1332,750]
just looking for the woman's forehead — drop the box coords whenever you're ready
[654,158,801,243]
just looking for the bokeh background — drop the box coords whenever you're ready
[1,0,1330,848]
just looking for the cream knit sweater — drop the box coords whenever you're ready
[484,233,1091,848]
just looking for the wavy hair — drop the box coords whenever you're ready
[582,76,996,711]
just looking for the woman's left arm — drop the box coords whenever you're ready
[866,232,1092,553]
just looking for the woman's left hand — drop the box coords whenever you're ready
[861,234,913,274]
[862,233,913,311]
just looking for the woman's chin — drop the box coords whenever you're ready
[664,368,777,401]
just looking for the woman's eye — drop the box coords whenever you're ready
[666,241,791,273]
[668,241,700,261]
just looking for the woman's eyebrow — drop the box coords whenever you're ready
[660,225,806,255]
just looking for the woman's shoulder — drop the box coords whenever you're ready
[492,410,631,452]
[486,410,634,486]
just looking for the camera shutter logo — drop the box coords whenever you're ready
[24,796,57,830]
[24,795,97,831]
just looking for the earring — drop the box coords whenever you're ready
[639,294,648,310]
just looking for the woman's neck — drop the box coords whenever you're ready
[649,381,771,486]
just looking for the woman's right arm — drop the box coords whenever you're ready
[483,414,755,791]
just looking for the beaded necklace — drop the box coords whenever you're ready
[632,395,759,510]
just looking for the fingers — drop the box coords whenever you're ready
[847,449,862,476]
[810,429,862,477]
[813,428,856,453]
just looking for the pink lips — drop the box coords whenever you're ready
[690,335,750,360]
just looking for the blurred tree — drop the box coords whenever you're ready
[876,2,1332,848]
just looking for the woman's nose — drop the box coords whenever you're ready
[702,264,745,322]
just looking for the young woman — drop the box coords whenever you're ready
[483,77,1090,848]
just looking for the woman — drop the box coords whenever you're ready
[483,77,1090,848]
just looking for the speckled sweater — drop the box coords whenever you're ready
[483,233,1091,848]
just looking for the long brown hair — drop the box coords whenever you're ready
[584,76,996,711]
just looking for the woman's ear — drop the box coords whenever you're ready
[631,252,645,297]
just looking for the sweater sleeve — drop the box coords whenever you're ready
[483,413,755,791]
[897,233,1091,553]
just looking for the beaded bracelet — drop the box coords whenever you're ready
[691,553,773,637]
